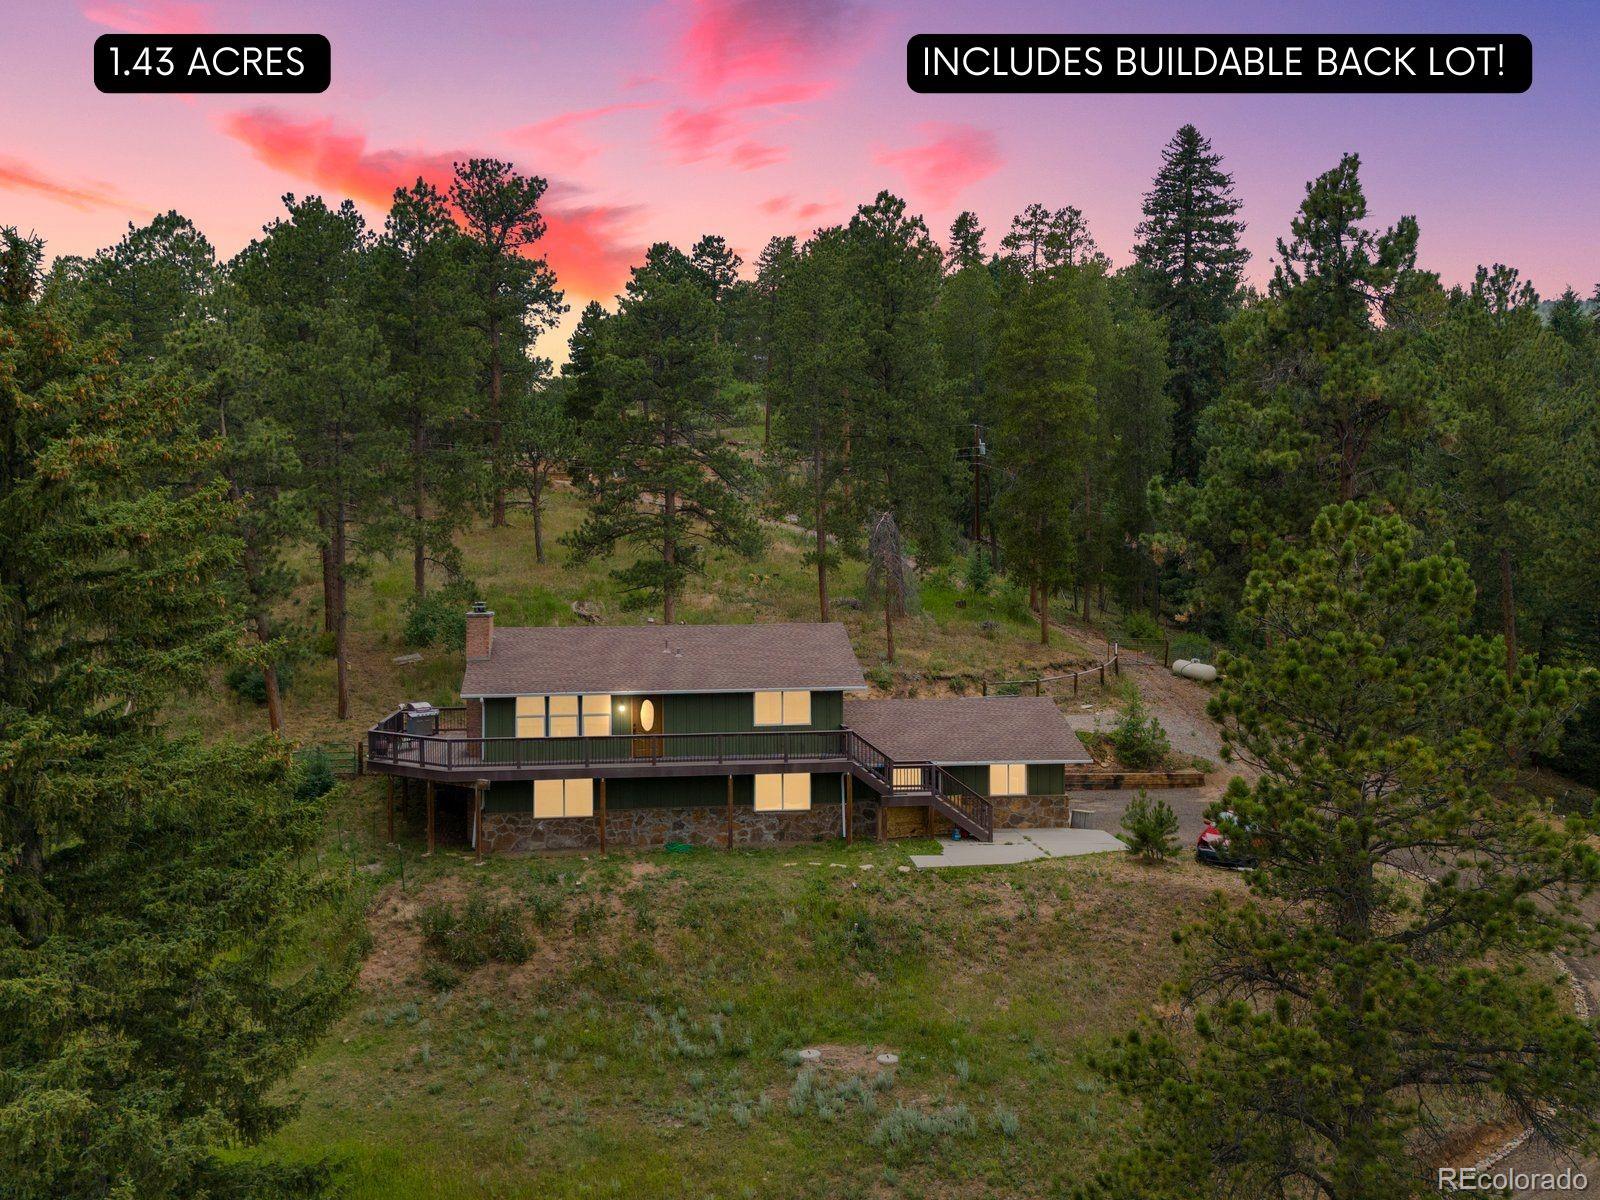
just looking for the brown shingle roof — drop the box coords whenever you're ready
[462,622,868,697]
[843,697,1093,765]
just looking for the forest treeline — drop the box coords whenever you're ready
[16,126,1599,777]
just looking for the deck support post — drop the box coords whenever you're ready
[726,775,734,850]
[598,778,607,855]
[845,773,854,843]
[876,800,885,844]
[473,779,487,862]
[386,776,395,844]
[425,781,435,857]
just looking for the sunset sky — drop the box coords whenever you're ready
[5,1,1597,354]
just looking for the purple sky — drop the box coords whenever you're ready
[4,1,1596,352]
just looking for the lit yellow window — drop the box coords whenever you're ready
[753,690,783,726]
[548,694,580,738]
[754,772,811,811]
[581,694,612,737]
[988,763,1028,796]
[534,778,593,818]
[533,778,565,818]
[754,690,811,726]
[515,695,545,738]
[781,690,811,725]
[893,766,924,789]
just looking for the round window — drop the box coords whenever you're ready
[638,699,656,732]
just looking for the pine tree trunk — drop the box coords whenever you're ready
[333,491,350,721]
[662,484,676,626]
[318,516,335,632]
[884,599,895,664]
[1039,583,1050,646]
[815,444,829,622]
[489,320,507,527]
[531,477,545,564]
[1499,546,1518,678]
[412,413,427,598]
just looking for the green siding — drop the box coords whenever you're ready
[487,772,844,813]
[1027,763,1066,795]
[662,690,844,734]
[942,762,1067,797]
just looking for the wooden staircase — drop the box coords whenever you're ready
[840,730,994,842]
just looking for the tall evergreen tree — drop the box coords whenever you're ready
[1099,505,1600,1200]
[231,195,393,719]
[945,210,985,272]
[76,210,216,362]
[566,244,761,621]
[369,179,484,597]
[169,282,305,734]
[990,271,1094,642]
[750,235,798,446]
[1415,265,1578,676]
[845,192,959,563]
[450,158,566,527]
[688,234,742,306]
[768,228,865,620]
[999,202,1103,279]
[504,379,572,565]
[1132,124,1249,479]
[0,229,348,1199]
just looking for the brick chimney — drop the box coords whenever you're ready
[465,601,494,660]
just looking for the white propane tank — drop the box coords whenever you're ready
[1178,661,1218,683]
[1170,659,1191,676]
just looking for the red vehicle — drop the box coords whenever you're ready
[1195,814,1256,870]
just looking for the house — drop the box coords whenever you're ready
[366,604,1093,853]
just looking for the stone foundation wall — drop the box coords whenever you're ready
[480,801,846,854]
[992,794,1074,830]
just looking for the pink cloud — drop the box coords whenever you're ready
[0,156,130,212]
[217,108,641,297]
[760,195,793,215]
[82,1,216,33]
[729,141,786,171]
[507,102,656,172]
[675,0,869,98]
[875,123,1002,208]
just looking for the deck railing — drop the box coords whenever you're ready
[366,708,994,839]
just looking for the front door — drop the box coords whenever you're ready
[631,695,664,758]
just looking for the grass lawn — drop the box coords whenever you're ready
[257,788,1242,1199]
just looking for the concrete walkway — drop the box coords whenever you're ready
[909,827,1124,870]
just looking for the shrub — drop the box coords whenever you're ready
[1108,693,1171,769]
[402,589,471,650]
[1118,610,1161,644]
[419,893,531,968]
[1119,790,1179,862]
[293,746,337,801]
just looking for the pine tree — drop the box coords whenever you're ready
[231,195,394,720]
[864,510,915,662]
[0,229,348,1198]
[1098,505,1600,1200]
[76,210,217,362]
[368,179,485,596]
[1416,266,1578,677]
[169,281,305,734]
[688,233,742,306]
[989,271,1094,642]
[945,210,985,272]
[504,380,572,564]
[999,202,1104,279]
[845,192,959,563]
[566,244,761,621]
[750,235,798,446]
[768,228,865,620]
[450,158,566,527]
[1132,124,1249,479]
